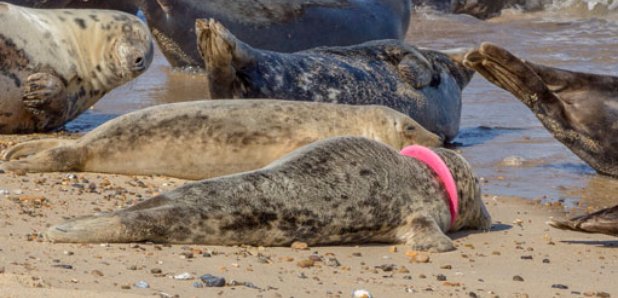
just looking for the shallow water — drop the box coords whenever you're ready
[69,2,618,208]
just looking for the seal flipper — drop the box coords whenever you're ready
[547,204,618,237]
[196,18,257,98]
[398,213,455,252]
[22,72,68,130]
[0,145,85,174]
[2,138,73,160]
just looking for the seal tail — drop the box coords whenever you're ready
[2,138,73,160]
[547,204,618,237]
[195,18,256,98]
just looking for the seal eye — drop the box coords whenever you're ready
[134,57,144,67]
[405,125,416,132]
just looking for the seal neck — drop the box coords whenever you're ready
[400,145,459,228]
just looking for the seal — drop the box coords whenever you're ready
[197,19,475,141]
[7,0,411,67]
[43,136,492,252]
[0,100,442,179]
[463,42,618,177]
[0,2,153,133]
[547,204,618,237]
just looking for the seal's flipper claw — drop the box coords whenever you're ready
[399,214,455,252]
[547,205,618,237]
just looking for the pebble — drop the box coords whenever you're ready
[436,274,447,281]
[352,289,373,298]
[520,255,533,260]
[542,258,550,263]
[91,270,104,277]
[375,264,396,272]
[192,281,204,288]
[200,274,226,287]
[502,156,525,166]
[0,189,9,196]
[174,272,193,280]
[52,264,73,270]
[297,259,315,268]
[551,284,568,290]
[440,265,452,270]
[325,257,340,267]
[121,284,131,290]
[134,280,150,289]
[290,241,309,250]
[151,268,162,274]
[513,275,524,282]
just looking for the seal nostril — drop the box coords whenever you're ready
[134,57,144,67]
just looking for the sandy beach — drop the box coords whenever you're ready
[0,134,616,298]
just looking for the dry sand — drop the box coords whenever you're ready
[0,135,616,298]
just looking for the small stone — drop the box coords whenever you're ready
[192,281,204,288]
[513,218,524,226]
[596,291,611,298]
[352,252,362,257]
[179,252,193,259]
[52,264,73,270]
[440,265,452,270]
[413,253,430,263]
[151,268,162,274]
[443,282,461,287]
[520,255,533,260]
[120,284,131,290]
[297,272,307,279]
[388,246,397,253]
[513,275,524,282]
[418,274,427,279]
[202,252,212,258]
[551,284,568,290]
[174,272,193,280]
[375,264,396,272]
[469,292,479,298]
[542,258,550,264]
[91,270,104,277]
[134,280,150,289]
[297,259,315,268]
[352,289,373,298]
[502,155,525,166]
[127,265,138,270]
[308,254,322,262]
[325,257,340,267]
[290,241,309,250]
[398,266,410,274]
[63,251,74,256]
[200,274,226,287]
[436,274,447,281]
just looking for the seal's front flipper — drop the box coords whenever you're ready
[2,138,72,160]
[22,72,68,130]
[196,18,257,98]
[547,204,618,237]
[398,214,455,252]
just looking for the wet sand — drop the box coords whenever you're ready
[2,4,618,297]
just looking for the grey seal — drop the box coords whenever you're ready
[464,42,618,177]
[0,100,441,179]
[0,2,153,133]
[197,19,474,141]
[44,137,492,252]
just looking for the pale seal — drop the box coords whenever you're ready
[44,137,492,252]
[197,19,474,141]
[463,42,618,177]
[548,204,618,237]
[0,2,153,133]
[0,100,442,179]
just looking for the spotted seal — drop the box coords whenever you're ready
[44,137,492,251]
[0,100,441,179]
[5,0,411,68]
[198,19,474,141]
[0,2,153,133]
[464,42,618,177]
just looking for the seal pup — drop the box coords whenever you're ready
[5,0,411,68]
[463,42,618,177]
[0,100,442,179]
[547,205,618,237]
[197,19,474,141]
[44,137,492,252]
[0,2,153,133]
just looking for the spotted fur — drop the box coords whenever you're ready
[0,100,442,179]
[0,2,153,133]
[44,137,491,252]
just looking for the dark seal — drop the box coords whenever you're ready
[44,137,492,252]
[198,19,474,141]
[464,42,618,177]
[7,0,412,67]
[548,204,618,237]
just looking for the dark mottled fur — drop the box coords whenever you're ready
[464,43,618,177]
[197,19,474,141]
[548,204,618,237]
[45,137,491,252]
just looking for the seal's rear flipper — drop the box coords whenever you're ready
[0,145,84,174]
[196,18,257,98]
[547,205,618,237]
[2,138,72,160]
